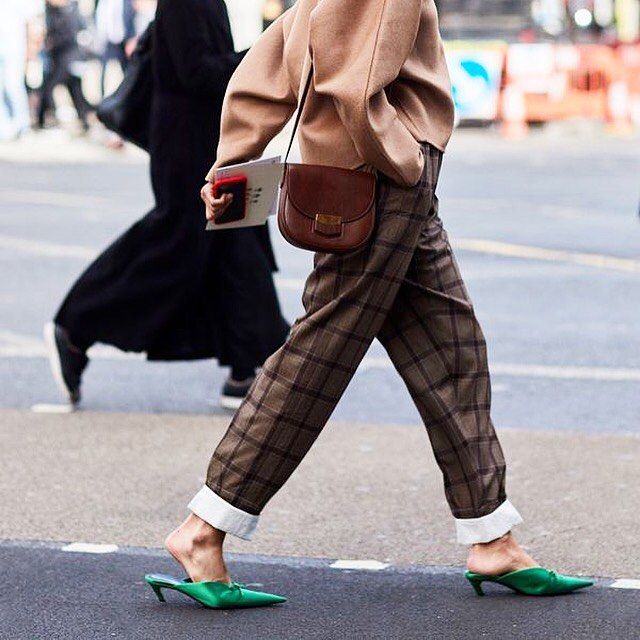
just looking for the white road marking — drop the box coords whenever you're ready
[610,579,640,590]
[0,189,109,208]
[330,560,390,571]
[0,234,94,259]
[0,234,306,291]
[0,330,45,357]
[490,362,640,382]
[452,238,640,274]
[31,403,75,414]
[0,330,142,359]
[2,232,639,274]
[2,330,639,382]
[62,542,119,554]
[360,356,640,382]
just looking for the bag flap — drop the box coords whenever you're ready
[284,164,375,222]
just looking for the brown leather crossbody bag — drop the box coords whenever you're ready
[278,67,376,254]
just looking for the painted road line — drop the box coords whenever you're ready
[3,329,640,383]
[0,234,305,291]
[489,362,640,382]
[610,579,640,590]
[330,560,391,571]
[0,189,110,208]
[0,234,94,260]
[359,356,640,382]
[452,238,640,274]
[62,542,119,554]
[31,403,75,414]
[0,330,142,359]
[3,231,640,274]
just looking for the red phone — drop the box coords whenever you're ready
[212,175,247,224]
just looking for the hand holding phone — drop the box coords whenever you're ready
[211,175,247,225]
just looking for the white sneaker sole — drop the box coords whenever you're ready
[43,322,77,406]
[219,395,244,411]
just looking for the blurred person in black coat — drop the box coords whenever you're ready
[45,0,289,409]
[37,0,93,130]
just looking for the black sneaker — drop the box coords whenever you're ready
[219,376,255,411]
[44,322,89,406]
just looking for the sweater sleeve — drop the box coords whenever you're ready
[207,13,297,177]
[161,0,245,100]
[309,0,425,186]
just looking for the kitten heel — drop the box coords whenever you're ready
[149,583,166,602]
[465,573,485,596]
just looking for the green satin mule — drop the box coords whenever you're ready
[465,567,593,596]
[145,574,287,608]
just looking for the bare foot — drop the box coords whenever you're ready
[165,513,231,584]
[467,532,538,576]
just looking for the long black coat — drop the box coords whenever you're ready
[56,0,289,370]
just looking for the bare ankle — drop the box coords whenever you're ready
[467,532,537,575]
[165,515,230,583]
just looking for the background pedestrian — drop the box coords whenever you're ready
[0,0,43,140]
[37,0,93,132]
[45,0,289,410]
[95,0,136,98]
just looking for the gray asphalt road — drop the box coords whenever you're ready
[2,541,638,640]
[1,129,639,433]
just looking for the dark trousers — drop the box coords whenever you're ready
[38,49,92,128]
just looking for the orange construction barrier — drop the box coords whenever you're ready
[499,42,638,130]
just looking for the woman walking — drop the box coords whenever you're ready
[38,0,93,131]
[46,0,289,409]
[146,0,592,607]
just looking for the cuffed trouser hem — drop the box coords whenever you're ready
[455,499,523,545]
[188,485,259,541]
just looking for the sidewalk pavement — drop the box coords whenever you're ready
[0,128,146,164]
[1,408,637,578]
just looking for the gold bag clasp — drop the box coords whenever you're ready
[315,214,342,226]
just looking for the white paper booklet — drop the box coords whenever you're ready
[205,156,283,231]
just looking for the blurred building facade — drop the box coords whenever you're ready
[13,0,637,135]
[252,0,639,44]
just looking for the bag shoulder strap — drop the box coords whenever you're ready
[284,64,313,165]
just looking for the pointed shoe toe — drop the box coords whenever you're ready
[238,587,287,606]
[554,574,593,594]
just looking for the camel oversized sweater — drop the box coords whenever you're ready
[207,0,454,187]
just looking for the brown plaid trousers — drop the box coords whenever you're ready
[206,144,507,520]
